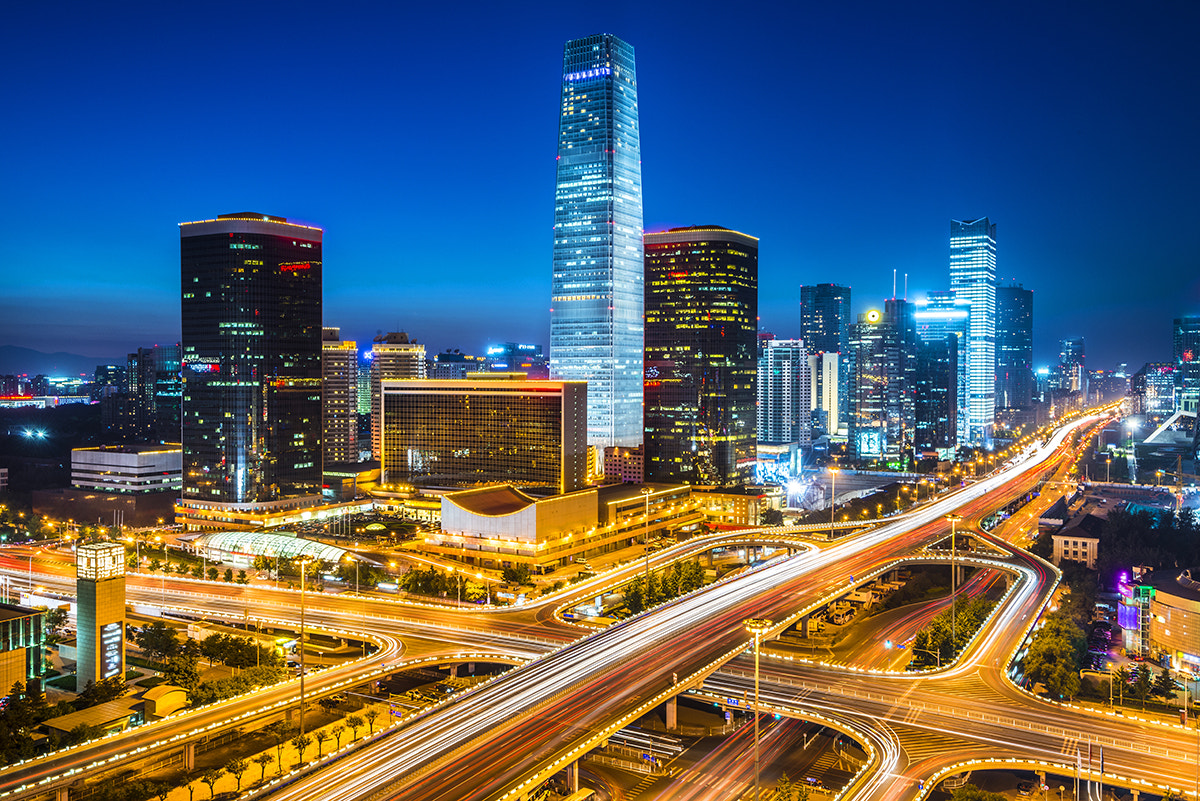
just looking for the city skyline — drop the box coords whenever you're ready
[3,2,1198,371]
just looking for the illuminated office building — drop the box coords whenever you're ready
[550,33,644,449]
[995,283,1034,410]
[808,351,839,438]
[486,343,549,379]
[1174,316,1200,413]
[381,376,587,493]
[848,303,916,462]
[1132,362,1176,416]
[1058,337,1086,395]
[178,213,323,528]
[949,218,996,446]
[800,283,851,433]
[370,332,426,459]
[914,335,958,454]
[322,327,358,468]
[644,226,758,486]
[915,291,970,445]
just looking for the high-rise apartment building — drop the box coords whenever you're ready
[949,218,997,446]
[757,340,812,450]
[1132,362,1176,416]
[1174,316,1200,413]
[381,376,587,493]
[179,213,323,527]
[370,332,427,459]
[914,291,970,445]
[550,33,644,449]
[321,327,358,468]
[995,283,1034,410]
[808,351,839,438]
[643,227,758,486]
[800,283,852,433]
[486,343,550,379]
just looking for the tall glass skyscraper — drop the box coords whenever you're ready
[800,283,851,434]
[995,283,1034,410]
[949,218,997,446]
[644,226,758,486]
[179,213,323,525]
[550,33,644,448]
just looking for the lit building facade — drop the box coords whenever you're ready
[914,291,969,445]
[381,376,587,493]
[644,226,758,486]
[808,351,839,439]
[72,444,182,493]
[0,604,43,694]
[848,305,914,462]
[322,327,358,468]
[914,335,958,455]
[550,33,644,449]
[76,542,126,689]
[1132,362,1176,416]
[800,283,852,433]
[1058,337,1086,395]
[1174,316,1200,413]
[995,283,1033,410]
[370,332,427,459]
[179,213,323,527]
[486,343,550,379]
[757,339,812,450]
[949,218,996,446]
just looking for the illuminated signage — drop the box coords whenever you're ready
[281,263,311,272]
[564,67,612,82]
[101,622,123,678]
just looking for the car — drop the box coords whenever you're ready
[1017,780,1036,795]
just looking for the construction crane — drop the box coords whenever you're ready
[1156,455,1200,510]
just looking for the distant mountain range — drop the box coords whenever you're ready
[0,346,123,378]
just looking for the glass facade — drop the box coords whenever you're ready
[914,291,970,445]
[757,340,811,448]
[799,284,851,433]
[1174,315,1200,413]
[949,218,997,446]
[381,379,587,493]
[848,303,915,462]
[551,33,644,448]
[644,227,758,486]
[322,327,358,468]
[995,283,1034,410]
[180,213,323,508]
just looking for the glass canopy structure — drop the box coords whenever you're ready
[192,531,349,565]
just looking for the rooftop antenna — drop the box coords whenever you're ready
[904,272,908,301]
[892,268,897,300]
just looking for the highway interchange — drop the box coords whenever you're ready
[3,409,1197,800]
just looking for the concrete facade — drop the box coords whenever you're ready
[75,543,126,689]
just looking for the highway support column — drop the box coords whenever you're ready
[184,741,196,771]
[56,789,68,801]
[666,696,677,729]
[565,760,579,793]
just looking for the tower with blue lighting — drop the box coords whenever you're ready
[949,218,997,447]
[550,33,644,450]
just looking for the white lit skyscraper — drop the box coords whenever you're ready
[949,218,997,446]
[550,34,643,448]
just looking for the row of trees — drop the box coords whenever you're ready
[400,566,487,602]
[909,595,997,668]
[622,559,707,614]
[126,555,250,584]
[132,621,286,704]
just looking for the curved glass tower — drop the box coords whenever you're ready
[550,33,643,448]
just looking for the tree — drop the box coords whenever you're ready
[1154,667,1179,703]
[1023,612,1086,699]
[199,768,223,799]
[161,653,200,689]
[332,724,346,748]
[346,714,364,740]
[776,771,794,801]
[624,579,645,615]
[292,733,312,764]
[315,729,330,757]
[502,563,531,585]
[236,570,249,584]
[153,781,170,801]
[1133,663,1154,709]
[950,785,1007,801]
[206,567,219,581]
[364,707,380,734]
[270,720,297,766]
[134,621,180,663]
[225,757,248,792]
[223,568,234,583]
[254,751,275,781]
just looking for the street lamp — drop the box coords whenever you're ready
[1106,456,1111,483]
[743,618,773,801]
[945,514,962,654]
[829,467,839,536]
[640,487,654,593]
[298,557,313,741]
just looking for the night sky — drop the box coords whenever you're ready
[3,1,1198,372]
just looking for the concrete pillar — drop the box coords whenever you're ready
[184,741,196,771]
[448,664,458,678]
[56,789,68,801]
[565,760,580,793]
[799,614,812,637]
[706,550,714,568]
[666,696,677,730]
[467,662,474,674]
[1130,791,1139,801]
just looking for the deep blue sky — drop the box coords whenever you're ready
[3,0,1198,372]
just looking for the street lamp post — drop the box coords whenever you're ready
[298,557,311,741]
[1106,456,1111,483]
[640,487,653,595]
[946,514,962,653]
[743,618,773,801]
[829,467,839,537]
